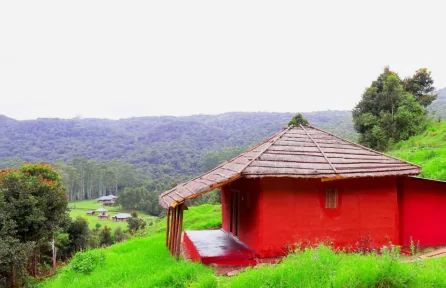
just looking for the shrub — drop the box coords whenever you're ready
[113,227,127,243]
[70,250,105,274]
[99,226,114,247]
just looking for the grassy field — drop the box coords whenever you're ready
[389,121,446,180]
[222,246,446,288]
[42,203,446,288]
[41,204,222,288]
[68,199,156,230]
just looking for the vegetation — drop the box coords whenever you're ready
[402,68,437,107]
[352,67,435,151]
[68,199,155,230]
[0,112,357,185]
[389,121,446,180]
[42,203,446,288]
[40,205,222,288]
[427,87,446,119]
[224,245,446,288]
[0,164,69,287]
[288,113,309,126]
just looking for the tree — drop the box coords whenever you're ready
[0,164,69,286]
[288,113,309,126]
[127,211,147,234]
[113,227,127,243]
[353,67,427,150]
[99,226,114,247]
[403,68,437,107]
[67,216,90,253]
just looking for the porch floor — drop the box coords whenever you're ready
[183,229,257,266]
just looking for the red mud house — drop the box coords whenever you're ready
[159,125,446,265]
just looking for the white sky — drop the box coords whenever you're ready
[0,1,445,120]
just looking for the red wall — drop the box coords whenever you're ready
[221,178,263,253]
[399,177,446,247]
[222,176,400,258]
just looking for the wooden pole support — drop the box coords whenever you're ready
[166,208,171,247]
[175,204,184,260]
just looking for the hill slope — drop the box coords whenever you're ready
[389,121,446,180]
[0,111,356,177]
[428,87,446,119]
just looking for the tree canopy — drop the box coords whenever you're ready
[352,67,433,151]
[288,113,309,126]
[402,68,437,107]
[0,164,69,286]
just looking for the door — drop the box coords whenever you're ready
[230,190,240,237]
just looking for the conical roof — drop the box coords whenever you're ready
[159,125,421,208]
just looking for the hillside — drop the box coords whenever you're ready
[41,204,446,288]
[427,87,446,119]
[389,121,446,180]
[0,111,356,178]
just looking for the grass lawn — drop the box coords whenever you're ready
[42,203,446,288]
[41,204,222,288]
[68,199,157,230]
[389,121,446,181]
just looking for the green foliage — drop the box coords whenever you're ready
[427,87,446,119]
[70,250,105,274]
[0,163,69,285]
[153,204,222,235]
[0,112,358,182]
[389,121,446,180]
[353,68,428,150]
[225,245,446,288]
[113,227,127,243]
[288,113,309,126]
[99,226,114,247]
[43,203,446,288]
[68,216,90,251]
[127,212,147,234]
[41,234,215,288]
[403,68,437,107]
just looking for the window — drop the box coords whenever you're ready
[325,188,338,208]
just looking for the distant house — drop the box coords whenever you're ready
[86,210,95,216]
[98,214,110,220]
[159,124,446,265]
[95,207,109,220]
[97,195,117,206]
[112,213,131,222]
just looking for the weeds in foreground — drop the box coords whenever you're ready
[224,244,446,288]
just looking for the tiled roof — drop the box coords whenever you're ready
[159,125,421,208]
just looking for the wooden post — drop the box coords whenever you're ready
[170,206,177,255]
[175,204,184,260]
[166,208,171,247]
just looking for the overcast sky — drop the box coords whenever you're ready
[0,1,444,120]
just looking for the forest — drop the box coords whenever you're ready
[0,86,444,216]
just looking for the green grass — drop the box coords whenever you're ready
[153,204,222,234]
[222,245,446,288]
[41,204,222,288]
[68,200,156,230]
[389,121,446,181]
[42,202,446,288]
[41,234,217,288]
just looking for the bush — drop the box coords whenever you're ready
[99,226,114,247]
[113,227,127,243]
[70,250,105,274]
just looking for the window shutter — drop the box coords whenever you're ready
[325,188,338,209]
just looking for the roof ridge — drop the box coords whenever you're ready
[241,125,293,173]
[300,125,338,174]
[159,127,289,202]
[306,125,422,169]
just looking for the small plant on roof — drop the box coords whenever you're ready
[288,113,309,126]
